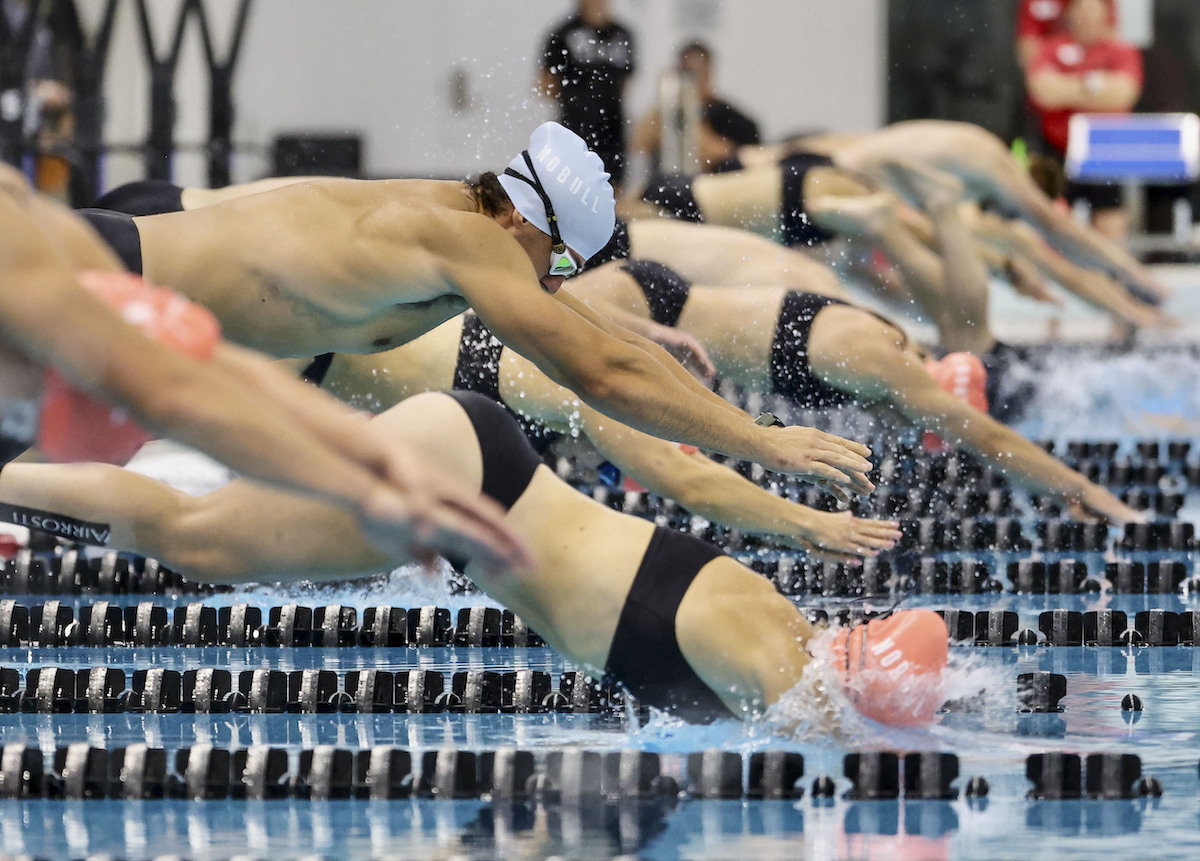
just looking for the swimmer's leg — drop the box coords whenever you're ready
[880,160,994,354]
[961,144,1169,302]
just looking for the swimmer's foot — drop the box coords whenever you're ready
[808,192,898,240]
[879,158,964,213]
[830,609,949,727]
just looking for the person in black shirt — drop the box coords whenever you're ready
[633,40,761,175]
[538,0,636,187]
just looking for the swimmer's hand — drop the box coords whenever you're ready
[1004,255,1063,306]
[359,442,532,577]
[784,510,901,564]
[759,425,875,497]
[1066,487,1148,525]
[631,319,717,381]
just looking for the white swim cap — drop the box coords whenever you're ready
[497,122,616,262]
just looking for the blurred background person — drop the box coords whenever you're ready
[0,0,81,201]
[1017,0,1067,71]
[538,0,636,189]
[1024,0,1142,242]
[632,40,762,176]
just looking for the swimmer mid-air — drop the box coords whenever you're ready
[0,391,948,728]
[75,123,876,498]
[567,260,1143,523]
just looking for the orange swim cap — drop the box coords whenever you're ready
[923,352,988,453]
[830,609,949,727]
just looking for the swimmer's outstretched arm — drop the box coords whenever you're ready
[575,402,901,562]
[820,324,1143,523]
[971,214,1172,329]
[582,299,716,379]
[453,239,876,496]
[0,171,526,571]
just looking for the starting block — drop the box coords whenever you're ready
[1066,112,1200,244]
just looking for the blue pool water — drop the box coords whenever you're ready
[3,321,1200,859]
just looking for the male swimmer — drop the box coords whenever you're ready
[76,123,875,497]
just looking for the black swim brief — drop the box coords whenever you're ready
[770,291,856,409]
[300,353,335,386]
[604,526,734,722]
[0,398,38,466]
[642,174,703,222]
[620,260,692,327]
[780,152,837,248]
[441,390,545,574]
[453,314,560,454]
[584,216,632,269]
[77,208,143,275]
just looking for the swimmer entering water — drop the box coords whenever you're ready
[77,123,876,498]
[0,391,947,728]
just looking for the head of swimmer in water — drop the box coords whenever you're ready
[482,122,616,293]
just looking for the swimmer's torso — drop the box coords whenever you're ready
[135,179,477,358]
[322,317,464,410]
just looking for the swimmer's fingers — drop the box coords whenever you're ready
[1069,492,1148,526]
[798,511,901,558]
[771,427,874,493]
[1125,302,1179,331]
[816,430,873,461]
[408,501,520,579]
[800,457,876,496]
[1004,256,1062,306]
[794,537,867,566]
[848,517,904,549]
[1149,309,1183,330]
[375,440,531,565]
[812,479,852,505]
[416,490,534,574]
[657,328,717,380]
[358,467,531,574]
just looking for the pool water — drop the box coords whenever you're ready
[2,295,1200,859]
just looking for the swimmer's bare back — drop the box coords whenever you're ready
[133,178,489,358]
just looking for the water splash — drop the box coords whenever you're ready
[1014,348,1200,440]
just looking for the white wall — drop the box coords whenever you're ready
[90,0,886,189]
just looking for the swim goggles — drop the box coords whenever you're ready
[504,151,582,278]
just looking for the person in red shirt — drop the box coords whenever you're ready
[1016,0,1068,70]
[1025,0,1143,241]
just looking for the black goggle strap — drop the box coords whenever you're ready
[503,150,567,254]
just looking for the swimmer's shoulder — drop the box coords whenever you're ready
[364,182,524,270]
